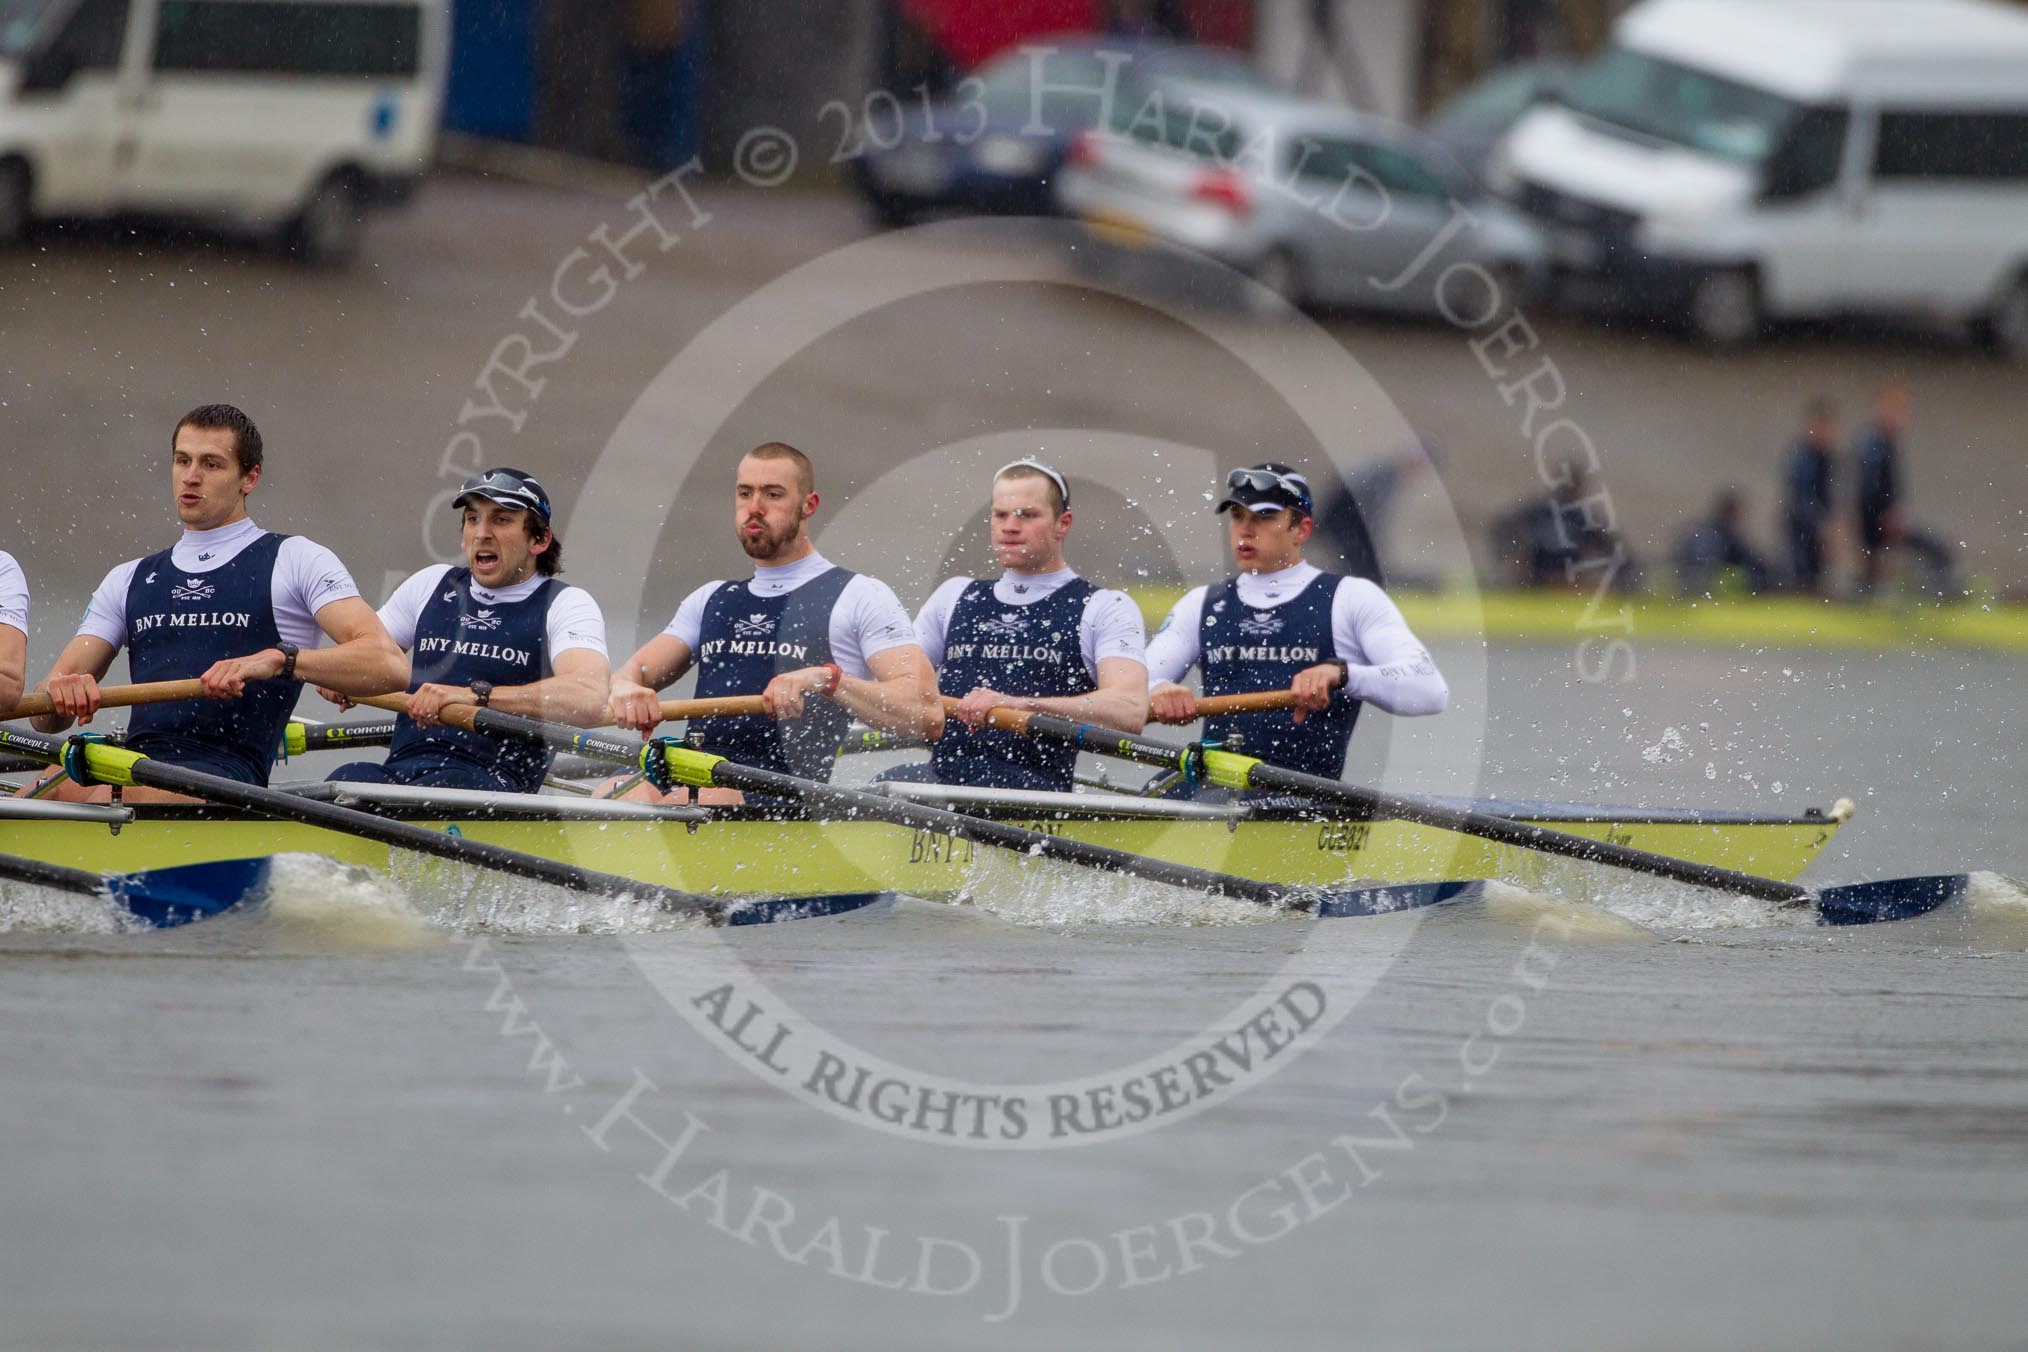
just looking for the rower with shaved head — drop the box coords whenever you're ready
[21,403,406,801]
[607,442,940,798]
[1146,462,1448,790]
[898,457,1147,791]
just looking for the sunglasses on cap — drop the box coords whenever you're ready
[453,468,552,524]
[995,457,1071,509]
[1218,466,1313,515]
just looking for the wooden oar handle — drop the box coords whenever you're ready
[938,689,1298,734]
[358,690,768,732]
[658,696,765,720]
[353,691,489,736]
[1193,690,1298,716]
[938,694,1035,736]
[2,678,214,722]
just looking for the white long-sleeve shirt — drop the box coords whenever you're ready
[1144,562,1448,716]
[0,550,26,638]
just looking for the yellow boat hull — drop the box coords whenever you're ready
[0,798,1848,913]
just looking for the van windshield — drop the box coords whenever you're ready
[0,0,65,57]
[1560,47,1800,165]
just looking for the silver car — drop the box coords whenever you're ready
[1056,83,1546,313]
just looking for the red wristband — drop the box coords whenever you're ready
[821,662,844,696]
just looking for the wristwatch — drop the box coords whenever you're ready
[470,680,495,708]
[276,642,299,681]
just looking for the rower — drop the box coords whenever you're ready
[607,442,939,800]
[0,548,26,713]
[899,458,1147,791]
[321,468,611,793]
[22,404,405,802]
[1146,462,1447,789]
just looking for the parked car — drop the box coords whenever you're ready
[1055,83,1546,314]
[0,0,446,263]
[1489,0,2028,355]
[851,35,1272,227]
[1422,58,1570,183]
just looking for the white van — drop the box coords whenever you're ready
[1493,0,2028,355]
[0,0,447,262]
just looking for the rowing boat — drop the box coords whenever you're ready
[0,780,1854,925]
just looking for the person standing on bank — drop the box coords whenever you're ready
[1783,396,1839,595]
[23,404,405,801]
[321,468,611,793]
[905,458,1147,791]
[1145,463,1448,786]
[1851,380,1956,596]
[607,442,939,797]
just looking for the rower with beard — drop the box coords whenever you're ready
[896,458,1146,791]
[0,548,26,713]
[320,468,611,792]
[1146,462,1447,791]
[21,404,406,802]
[607,442,939,801]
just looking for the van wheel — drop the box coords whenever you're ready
[1977,272,2028,361]
[288,173,364,265]
[1248,248,1307,312]
[0,160,30,246]
[1688,267,1761,347]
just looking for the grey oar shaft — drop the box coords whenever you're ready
[131,760,727,919]
[1022,713,1811,904]
[462,707,1310,911]
[710,761,1302,909]
[0,851,110,899]
[0,724,726,921]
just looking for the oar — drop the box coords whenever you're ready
[285,719,398,755]
[985,702,1975,923]
[835,726,933,757]
[0,849,275,929]
[1186,691,1308,717]
[959,701,1861,906]
[2,678,215,722]
[449,701,1972,927]
[353,695,1444,916]
[627,696,766,722]
[0,725,731,923]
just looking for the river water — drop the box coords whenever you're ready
[3,643,2025,1350]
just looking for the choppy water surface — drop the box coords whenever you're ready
[3,645,2025,1350]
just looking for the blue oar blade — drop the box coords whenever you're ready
[1312,880,1484,918]
[1814,873,1969,926]
[724,891,893,926]
[105,857,275,929]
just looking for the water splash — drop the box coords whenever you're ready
[384,852,716,936]
[1966,871,2028,916]
[0,879,136,935]
[261,853,438,951]
[950,847,1283,928]
[1479,879,1652,939]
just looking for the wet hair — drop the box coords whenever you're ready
[745,441,815,498]
[533,524,563,577]
[995,462,1066,515]
[174,404,263,475]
